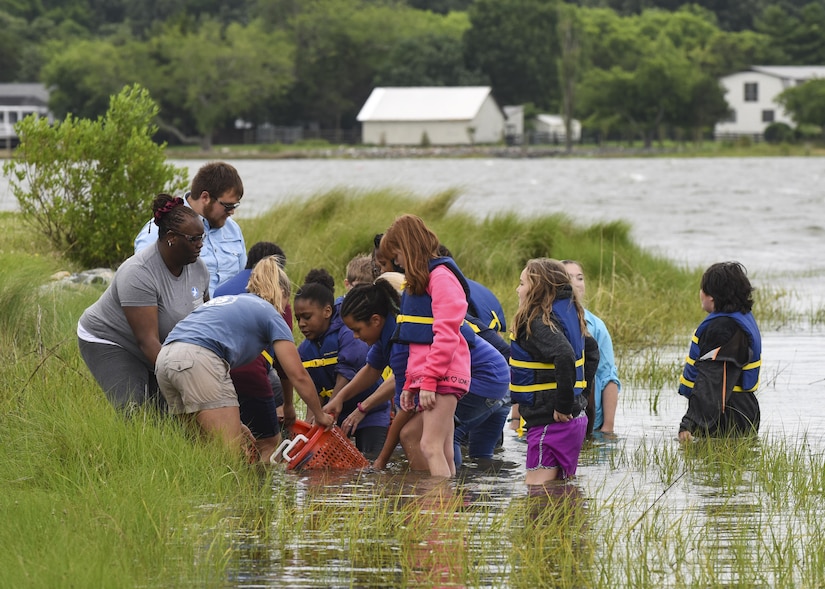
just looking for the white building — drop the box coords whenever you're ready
[715,66,825,137]
[357,86,505,146]
[503,105,524,140]
[0,83,51,146]
[535,114,581,142]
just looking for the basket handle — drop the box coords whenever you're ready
[279,434,309,462]
[270,438,293,465]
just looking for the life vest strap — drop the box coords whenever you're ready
[302,357,338,369]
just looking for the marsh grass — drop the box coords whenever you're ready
[2,192,825,587]
[240,188,703,347]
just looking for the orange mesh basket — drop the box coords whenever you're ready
[272,419,369,471]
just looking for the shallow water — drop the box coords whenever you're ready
[4,156,824,586]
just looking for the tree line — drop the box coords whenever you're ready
[2,0,824,148]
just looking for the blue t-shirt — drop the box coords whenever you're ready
[585,308,621,430]
[164,294,292,368]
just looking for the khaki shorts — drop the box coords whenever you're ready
[155,342,239,415]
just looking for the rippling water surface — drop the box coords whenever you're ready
[4,156,824,586]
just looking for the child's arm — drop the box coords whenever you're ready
[340,376,395,436]
[372,407,414,470]
[325,363,382,418]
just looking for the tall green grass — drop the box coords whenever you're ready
[240,188,703,347]
[2,191,823,588]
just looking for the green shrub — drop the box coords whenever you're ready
[763,122,794,144]
[795,123,823,142]
[3,84,188,268]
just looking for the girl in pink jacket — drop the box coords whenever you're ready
[381,214,471,477]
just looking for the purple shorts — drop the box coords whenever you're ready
[525,415,588,478]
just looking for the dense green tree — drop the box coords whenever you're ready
[756,2,825,64]
[274,0,469,131]
[465,0,562,110]
[0,11,27,81]
[147,18,294,149]
[777,78,825,137]
[374,32,487,87]
[41,39,137,119]
[3,84,187,267]
[557,3,584,152]
[404,0,474,13]
[578,35,694,146]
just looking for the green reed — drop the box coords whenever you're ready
[2,193,824,588]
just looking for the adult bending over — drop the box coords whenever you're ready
[78,194,209,411]
[155,258,333,457]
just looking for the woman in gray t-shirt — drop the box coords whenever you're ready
[78,195,210,411]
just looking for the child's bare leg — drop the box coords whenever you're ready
[398,413,428,471]
[525,467,561,485]
[373,409,413,469]
[419,394,458,478]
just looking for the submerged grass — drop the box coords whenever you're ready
[2,191,824,587]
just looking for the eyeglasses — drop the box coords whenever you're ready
[216,199,241,212]
[169,230,205,243]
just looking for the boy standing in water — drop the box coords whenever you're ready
[678,262,762,441]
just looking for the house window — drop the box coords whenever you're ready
[9,112,18,123]
[723,109,736,123]
[762,110,775,123]
[744,82,758,102]
[0,112,5,123]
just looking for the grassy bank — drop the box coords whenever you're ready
[157,140,825,160]
[1,191,821,587]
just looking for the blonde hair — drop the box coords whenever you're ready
[346,254,374,287]
[381,214,440,296]
[512,258,585,338]
[247,257,291,313]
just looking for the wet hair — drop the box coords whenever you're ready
[294,268,335,308]
[340,278,401,323]
[247,257,290,313]
[381,214,440,296]
[190,161,244,202]
[700,261,754,313]
[246,241,286,269]
[346,254,374,287]
[513,258,585,337]
[152,193,198,237]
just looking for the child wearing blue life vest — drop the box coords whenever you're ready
[326,278,511,472]
[677,261,761,442]
[511,258,590,484]
[294,268,390,459]
[380,215,472,478]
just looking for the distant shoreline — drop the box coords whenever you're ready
[4,142,825,161]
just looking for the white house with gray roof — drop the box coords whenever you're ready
[715,66,825,137]
[357,86,505,146]
[0,83,51,146]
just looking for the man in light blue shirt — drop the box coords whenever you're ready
[135,161,247,293]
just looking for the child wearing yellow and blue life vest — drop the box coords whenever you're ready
[294,268,390,459]
[511,258,591,485]
[381,215,472,478]
[677,262,761,442]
